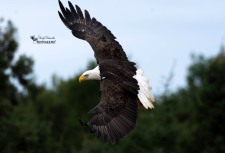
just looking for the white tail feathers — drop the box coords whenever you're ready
[133,69,155,109]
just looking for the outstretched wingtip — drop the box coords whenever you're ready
[58,10,71,29]
[84,10,91,21]
[57,11,61,17]
[75,5,84,19]
[58,0,63,8]
[68,1,72,5]
[58,0,67,16]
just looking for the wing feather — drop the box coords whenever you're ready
[58,0,128,63]
[75,5,84,20]
[58,11,70,29]
[84,10,91,25]
[68,1,79,20]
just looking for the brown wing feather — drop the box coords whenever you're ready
[58,0,128,63]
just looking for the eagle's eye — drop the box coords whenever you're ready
[84,74,89,77]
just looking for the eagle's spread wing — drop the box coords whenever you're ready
[58,0,128,63]
[88,61,139,144]
[58,1,139,144]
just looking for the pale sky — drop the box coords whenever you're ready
[1,0,225,94]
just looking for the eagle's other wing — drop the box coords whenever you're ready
[58,1,128,63]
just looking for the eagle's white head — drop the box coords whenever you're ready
[79,66,100,83]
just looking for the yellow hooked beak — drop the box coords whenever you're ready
[79,75,87,83]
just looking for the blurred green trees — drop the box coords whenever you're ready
[0,19,35,152]
[0,20,225,153]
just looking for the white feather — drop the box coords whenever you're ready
[133,69,155,109]
[139,75,149,83]
[138,77,152,99]
[137,93,148,108]
[136,69,144,75]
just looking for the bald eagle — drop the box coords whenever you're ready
[58,0,154,144]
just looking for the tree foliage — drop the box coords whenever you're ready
[0,19,36,153]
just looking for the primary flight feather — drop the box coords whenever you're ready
[58,0,154,144]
